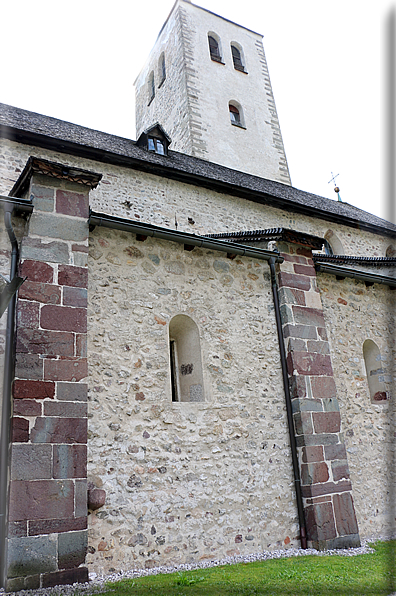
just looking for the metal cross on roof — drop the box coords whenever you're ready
[328,172,342,202]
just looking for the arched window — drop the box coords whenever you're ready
[324,229,344,255]
[363,340,388,402]
[208,34,222,63]
[229,101,245,128]
[148,71,155,105]
[159,53,166,87]
[231,43,246,72]
[169,315,204,402]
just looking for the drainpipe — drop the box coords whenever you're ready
[268,257,307,549]
[0,210,20,588]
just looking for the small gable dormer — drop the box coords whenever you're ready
[136,123,171,156]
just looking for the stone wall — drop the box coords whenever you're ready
[317,273,395,540]
[86,227,298,575]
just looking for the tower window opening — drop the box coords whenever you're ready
[208,35,222,63]
[229,102,246,128]
[148,71,155,105]
[363,339,389,402]
[159,53,166,87]
[231,44,245,72]
[169,315,204,402]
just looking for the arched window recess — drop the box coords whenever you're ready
[169,315,205,403]
[148,71,155,105]
[229,101,245,128]
[158,53,166,87]
[363,340,389,403]
[231,43,247,73]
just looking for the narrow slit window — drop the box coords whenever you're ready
[148,71,155,105]
[159,53,166,86]
[170,340,178,402]
[363,340,388,402]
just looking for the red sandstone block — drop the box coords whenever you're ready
[29,517,87,536]
[302,446,324,463]
[317,327,328,341]
[282,254,308,264]
[19,281,61,304]
[311,377,337,399]
[294,264,316,276]
[9,479,74,522]
[72,244,89,253]
[301,462,329,485]
[278,272,311,291]
[75,334,87,357]
[40,305,87,333]
[296,247,313,258]
[16,328,74,357]
[44,358,87,382]
[305,502,336,542]
[30,417,87,444]
[58,265,88,289]
[19,260,54,283]
[44,401,87,418]
[292,306,325,327]
[12,418,29,442]
[42,568,88,589]
[333,492,359,536]
[56,190,89,218]
[13,380,55,399]
[312,412,341,434]
[301,480,352,498]
[17,301,39,329]
[287,352,333,376]
[13,399,42,417]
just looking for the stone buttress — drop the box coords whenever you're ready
[4,158,100,592]
[277,241,360,549]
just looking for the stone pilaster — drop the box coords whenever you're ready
[277,243,360,549]
[5,158,100,591]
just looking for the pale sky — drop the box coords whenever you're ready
[1,1,395,223]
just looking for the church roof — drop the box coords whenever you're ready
[1,102,395,239]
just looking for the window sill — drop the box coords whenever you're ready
[158,78,166,89]
[211,57,225,65]
[234,66,248,74]
[231,122,246,129]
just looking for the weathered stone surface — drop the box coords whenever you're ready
[287,352,333,376]
[312,412,341,434]
[333,492,359,536]
[44,358,87,381]
[7,536,57,578]
[278,272,311,291]
[302,446,324,463]
[301,480,352,498]
[88,488,106,510]
[13,399,42,417]
[40,305,87,333]
[11,444,52,481]
[20,237,69,265]
[57,382,88,401]
[75,480,88,518]
[16,300,40,328]
[63,286,88,307]
[310,376,337,399]
[53,444,87,478]
[28,212,88,242]
[16,328,74,357]
[41,567,89,588]
[58,530,88,569]
[29,517,87,536]
[44,401,87,418]
[13,379,55,399]
[11,418,29,442]
[56,189,89,218]
[18,281,61,304]
[30,417,87,444]
[9,480,74,521]
[58,265,88,288]
[30,184,55,212]
[8,521,28,538]
[301,462,329,485]
[305,502,336,542]
[15,353,43,380]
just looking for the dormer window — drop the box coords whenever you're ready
[148,137,165,155]
[208,34,223,63]
[136,123,171,156]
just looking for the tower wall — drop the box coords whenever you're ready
[135,0,291,185]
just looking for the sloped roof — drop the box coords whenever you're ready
[1,103,395,238]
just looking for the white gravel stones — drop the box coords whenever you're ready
[0,538,381,596]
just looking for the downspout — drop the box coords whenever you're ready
[268,257,307,549]
[0,210,19,588]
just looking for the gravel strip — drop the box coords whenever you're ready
[0,538,390,596]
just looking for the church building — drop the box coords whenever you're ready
[0,0,394,591]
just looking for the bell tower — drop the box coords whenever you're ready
[135,0,291,185]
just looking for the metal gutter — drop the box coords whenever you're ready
[315,262,396,287]
[88,212,284,263]
[268,257,307,549]
[0,200,32,588]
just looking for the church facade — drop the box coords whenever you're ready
[0,1,395,591]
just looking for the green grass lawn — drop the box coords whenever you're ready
[80,540,396,596]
